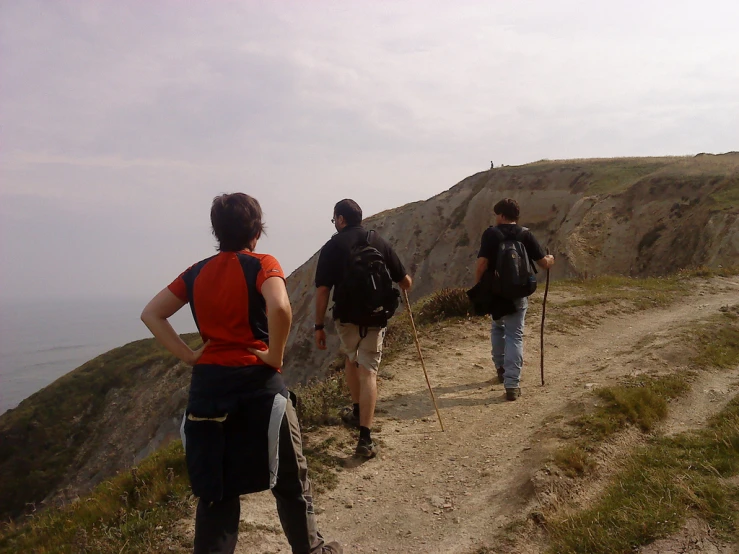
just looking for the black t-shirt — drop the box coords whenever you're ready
[315,226,407,293]
[477,224,546,267]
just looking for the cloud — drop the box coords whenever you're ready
[1,0,738,299]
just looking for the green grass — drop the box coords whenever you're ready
[0,333,201,520]
[677,265,739,279]
[553,274,689,297]
[693,309,739,369]
[293,374,350,428]
[585,161,669,195]
[512,157,673,195]
[547,395,739,553]
[514,155,739,198]
[554,445,596,478]
[302,436,343,493]
[575,373,692,440]
[553,373,691,477]
[0,441,193,554]
[412,288,472,326]
[709,176,739,210]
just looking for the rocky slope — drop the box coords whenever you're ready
[283,153,739,382]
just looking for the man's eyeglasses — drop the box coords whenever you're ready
[331,217,336,224]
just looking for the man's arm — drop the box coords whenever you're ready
[249,277,292,368]
[398,274,412,291]
[313,241,335,350]
[315,286,331,325]
[475,228,495,284]
[475,257,489,284]
[314,285,331,350]
[524,231,554,271]
[535,255,555,270]
[141,288,207,365]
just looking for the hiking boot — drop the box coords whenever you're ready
[355,437,378,459]
[496,367,505,384]
[505,387,521,401]
[322,541,343,553]
[340,406,360,428]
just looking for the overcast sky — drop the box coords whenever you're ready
[1,0,738,301]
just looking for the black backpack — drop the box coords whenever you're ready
[491,227,537,299]
[332,231,400,328]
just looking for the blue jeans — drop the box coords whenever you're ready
[491,297,528,389]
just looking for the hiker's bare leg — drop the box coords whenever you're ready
[357,365,377,428]
[345,356,360,404]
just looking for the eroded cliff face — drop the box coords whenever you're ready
[282,154,739,382]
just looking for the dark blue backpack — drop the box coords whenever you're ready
[332,231,400,327]
[492,227,537,299]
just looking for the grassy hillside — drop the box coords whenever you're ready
[0,441,192,554]
[519,154,739,202]
[0,333,201,519]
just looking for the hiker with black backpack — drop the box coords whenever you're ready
[473,198,554,401]
[314,199,412,458]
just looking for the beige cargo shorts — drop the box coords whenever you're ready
[335,322,386,372]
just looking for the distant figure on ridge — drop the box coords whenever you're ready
[314,199,412,458]
[141,193,342,554]
[491,160,495,169]
[472,198,554,400]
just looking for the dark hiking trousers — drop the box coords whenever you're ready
[193,496,240,554]
[193,399,325,554]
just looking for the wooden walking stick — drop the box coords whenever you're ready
[540,249,551,386]
[402,289,445,431]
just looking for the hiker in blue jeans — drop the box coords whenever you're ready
[475,198,555,400]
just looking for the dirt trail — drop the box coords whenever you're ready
[217,278,739,553]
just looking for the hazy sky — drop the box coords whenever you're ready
[2,0,738,301]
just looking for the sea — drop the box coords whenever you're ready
[0,297,197,415]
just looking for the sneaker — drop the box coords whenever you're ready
[355,437,378,458]
[505,387,521,401]
[340,406,360,428]
[496,367,505,384]
[322,541,343,553]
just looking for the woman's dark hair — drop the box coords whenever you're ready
[210,193,265,251]
[493,198,520,221]
[333,199,362,226]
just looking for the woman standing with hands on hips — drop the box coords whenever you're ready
[141,193,342,554]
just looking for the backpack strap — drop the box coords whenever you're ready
[497,226,538,274]
[352,230,372,249]
[517,227,538,274]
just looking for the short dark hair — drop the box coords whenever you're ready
[493,198,520,221]
[210,193,265,251]
[334,199,362,226]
